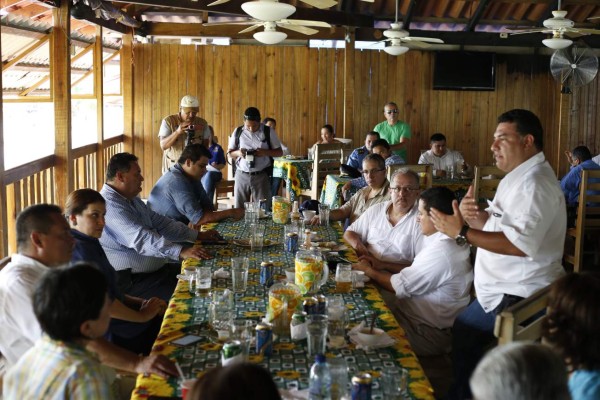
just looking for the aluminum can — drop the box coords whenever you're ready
[255,321,273,357]
[303,297,318,315]
[285,232,299,253]
[315,294,327,315]
[222,340,243,360]
[351,373,372,400]
[260,261,274,287]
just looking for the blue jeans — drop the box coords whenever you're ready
[201,170,222,204]
[447,295,523,400]
[271,177,283,197]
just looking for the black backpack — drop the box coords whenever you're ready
[228,125,272,177]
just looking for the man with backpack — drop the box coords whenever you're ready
[227,107,283,210]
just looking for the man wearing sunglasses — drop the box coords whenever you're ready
[373,102,411,162]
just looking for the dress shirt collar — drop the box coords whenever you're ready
[502,151,546,188]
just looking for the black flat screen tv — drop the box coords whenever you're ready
[433,52,496,91]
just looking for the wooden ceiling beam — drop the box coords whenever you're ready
[2,35,49,72]
[464,0,492,32]
[403,0,417,27]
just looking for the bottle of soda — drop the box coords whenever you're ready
[309,354,332,400]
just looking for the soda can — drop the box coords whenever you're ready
[303,297,318,315]
[285,233,299,253]
[260,261,274,287]
[351,373,372,400]
[315,294,327,315]
[222,340,243,360]
[255,321,273,357]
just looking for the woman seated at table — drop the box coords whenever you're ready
[542,272,600,400]
[65,188,167,355]
[313,124,341,146]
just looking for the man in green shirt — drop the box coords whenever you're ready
[373,102,411,162]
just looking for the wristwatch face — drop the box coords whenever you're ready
[455,235,467,246]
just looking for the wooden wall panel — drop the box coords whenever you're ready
[132,44,580,198]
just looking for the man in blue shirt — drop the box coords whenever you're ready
[561,145,600,205]
[346,131,380,171]
[148,144,243,226]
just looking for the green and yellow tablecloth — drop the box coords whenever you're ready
[273,157,313,202]
[131,219,434,400]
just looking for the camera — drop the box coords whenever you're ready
[185,125,195,146]
[245,149,256,168]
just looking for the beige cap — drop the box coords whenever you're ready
[180,95,199,108]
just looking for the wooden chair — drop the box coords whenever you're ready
[563,169,600,272]
[494,286,550,345]
[472,165,506,208]
[299,143,344,200]
[213,180,235,209]
[387,164,433,189]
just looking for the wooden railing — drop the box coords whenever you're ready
[2,135,124,256]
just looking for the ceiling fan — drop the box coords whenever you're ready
[375,0,443,55]
[204,18,331,44]
[207,0,337,10]
[507,2,600,50]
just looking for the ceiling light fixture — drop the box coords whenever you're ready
[241,1,296,21]
[254,30,287,44]
[542,36,573,50]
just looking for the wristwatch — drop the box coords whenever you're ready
[455,224,470,246]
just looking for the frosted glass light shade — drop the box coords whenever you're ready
[384,45,409,56]
[254,30,287,44]
[241,1,295,21]
[542,37,572,50]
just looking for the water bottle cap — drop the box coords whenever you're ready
[315,353,326,363]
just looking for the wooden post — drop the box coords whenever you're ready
[122,32,134,154]
[94,25,105,190]
[557,92,571,178]
[343,28,355,140]
[52,3,73,208]
[0,28,7,257]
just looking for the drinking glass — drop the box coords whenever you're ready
[335,263,352,293]
[306,314,328,356]
[327,297,347,348]
[209,288,234,338]
[318,204,330,226]
[352,270,365,289]
[250,224,265,252]
[446,165,455,180]
[380,368,409,399]
[194,266,212,296]
[329,355,349,400]
[244,202,258,224]
[231,257,249,293]
[230,319,254,360]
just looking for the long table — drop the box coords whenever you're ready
[131,219,434,400]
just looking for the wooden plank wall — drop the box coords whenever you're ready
[133,44,570,198]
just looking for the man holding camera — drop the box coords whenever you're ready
[158,95,211,174]
[227,107,283,210]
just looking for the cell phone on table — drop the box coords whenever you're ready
[170,334,203,347]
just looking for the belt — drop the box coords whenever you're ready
[239,169,267,176]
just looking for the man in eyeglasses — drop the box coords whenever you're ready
[227,107,283,210]
[373,102,411,162]
[158,95,211,174]
[309,154,391,226]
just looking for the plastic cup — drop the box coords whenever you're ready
[180,378,197,400]
[327,297,347,348]
[250,224,265,252]
[335,263,352,293]
[195,266,212,296]
[307,314,328,356]
[381,368,409,398]
[231,257,249,293]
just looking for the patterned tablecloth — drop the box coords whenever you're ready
[319,174,353,209]
[131,219,434,400]
[273,157,313,202]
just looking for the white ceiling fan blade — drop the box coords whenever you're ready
[403,36,444,44]
[207,0,230,6]
[203,20,258,26]
[360,0,375,3]
[278,24,319,35]
[402,39,431,48]
[239,24,265,33]
[570,28,600,35]
[279,19,331,28]
[506,27,550,35]
[299,0,337,9]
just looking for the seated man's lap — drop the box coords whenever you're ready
[116,264,179,302]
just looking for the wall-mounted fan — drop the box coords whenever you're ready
[507,3,600,50]
[550,42,599,93]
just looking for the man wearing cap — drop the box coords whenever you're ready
[228,107,283,210]
[158,95,211,174]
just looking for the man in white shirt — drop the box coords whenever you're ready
[227,107,283,210]
[418,133,469,177]
[352,186,472,356]
[430,109,566,400]
[0,204,177,376]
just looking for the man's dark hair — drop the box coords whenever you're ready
[322,124,334,135]
[419,187,455,215]
[366,131,380,140]
[430,133,446,143]
[106,152,138,181]
[262,117,276,126]
[571,146,593,163]
[65,189,105,218]
[16,204,63,252]
[363,153,385,170]
[243,107,261,122]
[497,109,544,151]
[34,263,108,342]
[371,138,391,150]
[178,144,212,165]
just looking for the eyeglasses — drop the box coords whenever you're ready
[362,168,385,175]
[385,110,399,115]
[389,186,420,194]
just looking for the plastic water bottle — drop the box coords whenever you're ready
[309,354,332,400]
